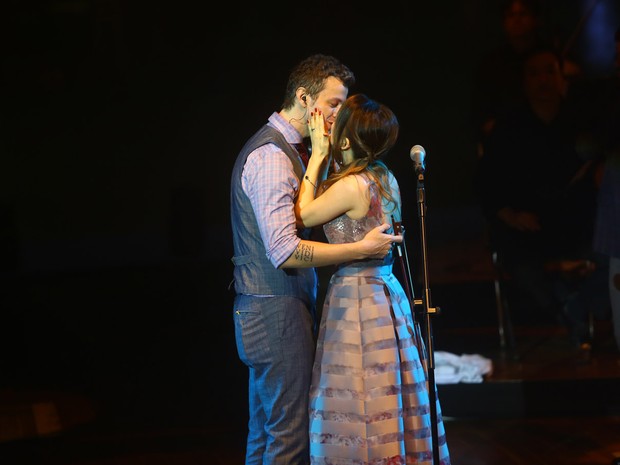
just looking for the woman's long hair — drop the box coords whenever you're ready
[321,93,399,211]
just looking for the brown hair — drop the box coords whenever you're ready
[321,93,399,210]
[282,54,355,110]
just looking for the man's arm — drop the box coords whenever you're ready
[280,223,402,269]
[244,146,401,270]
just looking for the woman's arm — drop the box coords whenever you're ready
[295,110,369,227]
[295,110,331,220]
[298,176,369,228]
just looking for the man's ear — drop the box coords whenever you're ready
[296,88,308,107]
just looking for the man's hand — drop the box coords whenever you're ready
[361,223,403,258]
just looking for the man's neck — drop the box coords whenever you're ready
[279,108,307,139]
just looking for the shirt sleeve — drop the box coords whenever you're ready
[241,145,302,268]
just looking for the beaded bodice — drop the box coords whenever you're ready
[323,177,393,267]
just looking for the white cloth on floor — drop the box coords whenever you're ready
[433,351,493,384]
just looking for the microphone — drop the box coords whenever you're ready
[410,144,426,173]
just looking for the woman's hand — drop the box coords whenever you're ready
[308,109,330,164]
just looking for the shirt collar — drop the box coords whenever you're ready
[268,112,304,145]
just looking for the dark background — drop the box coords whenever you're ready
[1,0,619,430]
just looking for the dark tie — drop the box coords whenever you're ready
[293,143,309,168]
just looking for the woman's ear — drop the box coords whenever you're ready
[340,137,350,150]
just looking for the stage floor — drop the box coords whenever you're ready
[1,242,619,464]
[1,322,619,465]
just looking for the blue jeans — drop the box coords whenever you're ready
[234,294,315,465]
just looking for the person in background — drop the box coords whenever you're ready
[296,94,451,464]
[470,0,581,159]
[471,0,548,159]
[581,26,620,355]
[473,47,603,357]
[230,54,403,465]
[553,24,620,357]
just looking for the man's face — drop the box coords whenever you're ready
[503,1,538,40]
[524,51,566,101]
[311,76,348,133]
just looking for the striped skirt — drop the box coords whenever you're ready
[309,265,451,465]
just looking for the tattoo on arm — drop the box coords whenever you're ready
[294,243,314,262]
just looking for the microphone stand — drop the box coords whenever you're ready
[393,165,441,465]
[415,167,441,465]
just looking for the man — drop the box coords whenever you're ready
[471,0,547,159]
[590,26,620,355]
[474,47,601,346]
[470,0,581,159]
[229,54,402,465]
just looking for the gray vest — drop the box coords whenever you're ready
[230,125,317,307]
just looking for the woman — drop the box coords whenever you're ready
[296,94,451,465]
